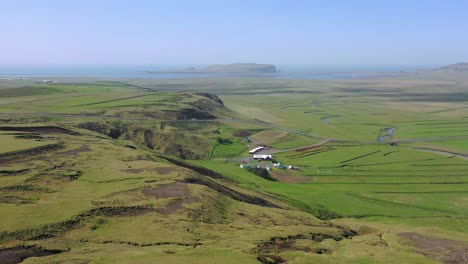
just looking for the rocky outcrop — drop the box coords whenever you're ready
[78,122,122,139]
[77,122,210,160]
[194,93,224,105]
[175,108,217,120]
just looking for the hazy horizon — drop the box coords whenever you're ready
[0,63,436,78]
[2,1,468,65]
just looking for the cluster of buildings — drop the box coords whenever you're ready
[249,146,273,160]
[239,161,299,171]
[240,145,299,171]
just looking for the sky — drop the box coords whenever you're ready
[1,0,467,66]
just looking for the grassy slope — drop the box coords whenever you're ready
[0,126,423,264]
[0,134,53,153]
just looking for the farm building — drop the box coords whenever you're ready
[253,154,272,160]
[249,146,264,154]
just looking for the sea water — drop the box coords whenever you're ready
[0,64,429,80]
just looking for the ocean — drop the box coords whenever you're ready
[0,64,431,80]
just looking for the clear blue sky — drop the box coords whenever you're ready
[1,0,467,65]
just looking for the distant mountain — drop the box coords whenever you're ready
[146,63,278,74]
[434,63,468,72]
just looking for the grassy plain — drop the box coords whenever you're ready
[0,75,467,263]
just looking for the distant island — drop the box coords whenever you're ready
[434,63,468,72]
[146,63,278,74]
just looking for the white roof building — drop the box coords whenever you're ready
[249,146,264,154]
[253,154,272,160]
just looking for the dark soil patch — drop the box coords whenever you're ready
[233,130,253,138]
[184,176,281,208]
[0,184,51,192]
[0,169,31,176]
[155,167,174,175]
[258,233,342,252]
[259,238,297,252]
[57,145,91,156]
[143,182,189,199]
[256,229,357,255]
[14,133,43,140]
[0,143,64,164]
[155,198,199,215]
[399,232,468,264]
[99,240,202,248]
[315,247,329,254]
[0,126,79,135]
[0,195,35,204]
[143,182,198,215]
[121,168,145,174]
[0,245,64,264]
[257,254,287,264]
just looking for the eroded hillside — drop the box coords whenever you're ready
[0,124,367,264]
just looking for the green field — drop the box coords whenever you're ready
[0,76,467,263]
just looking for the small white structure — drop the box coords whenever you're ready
[249,146,264,154]
[253,154,272,160]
